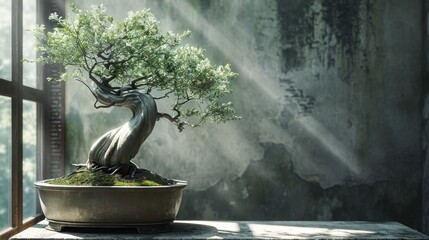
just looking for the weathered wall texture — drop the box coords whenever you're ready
[422,0,429,234]
[66,0,424,232]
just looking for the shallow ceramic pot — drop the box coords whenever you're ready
[34,179,187,232]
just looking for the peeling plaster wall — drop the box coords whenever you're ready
[65,0,424,231]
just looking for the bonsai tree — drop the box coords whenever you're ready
[31,5,239,181]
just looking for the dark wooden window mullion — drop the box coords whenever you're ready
[0,0,64,238]
[22,87,43,103]
[11,97,23,231]
[0,79,18,97]
[11,0,23,232]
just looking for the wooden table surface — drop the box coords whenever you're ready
[10,220,429,239]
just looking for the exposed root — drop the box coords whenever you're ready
[75,161,174,185]
[110,164,123,175]
[66,164,89,177]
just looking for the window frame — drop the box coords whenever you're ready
[0,0,65,238]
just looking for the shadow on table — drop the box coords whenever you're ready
[43,222,220,237]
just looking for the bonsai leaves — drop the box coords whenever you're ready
[32,4,239,130]
[172,46,239,126]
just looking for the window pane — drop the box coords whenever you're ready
[22,100,39,220]
[0,96,11,231]
[0,0,11,81]
[23,0,38,88]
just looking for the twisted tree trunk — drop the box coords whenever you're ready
[86,87,157,173]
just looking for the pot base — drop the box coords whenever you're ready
[35,179,187,233]
[46,219,172,233]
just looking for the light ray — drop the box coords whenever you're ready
[170,0,360,176]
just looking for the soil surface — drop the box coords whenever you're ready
[49,165,174,186]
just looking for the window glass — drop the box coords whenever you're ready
[0,96,11,231]
[23,0,38,88]
[22,100,38,220]
[0,0,12,81]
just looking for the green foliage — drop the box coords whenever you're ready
[49,171,161,186]
[31,4,239,128]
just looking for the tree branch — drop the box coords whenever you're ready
[130,75,151,85]
[87,62,119,95]
[156,112,188,132]
[94,100,115,109]
[97,44,113,60]
[75,78,116,109]
[152,90,174,100]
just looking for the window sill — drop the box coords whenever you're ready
[10,220,428,239]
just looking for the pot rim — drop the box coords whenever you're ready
[34,179,187,190]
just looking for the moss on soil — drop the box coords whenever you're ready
[48,171,161,186]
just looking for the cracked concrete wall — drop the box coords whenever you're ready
[65,0,424,231]
[422,0,429,235]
